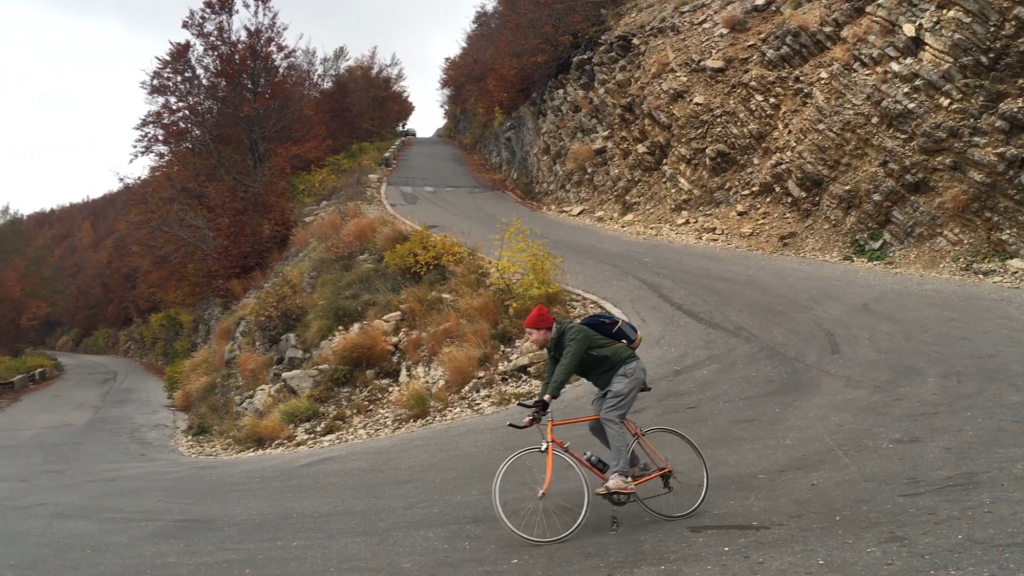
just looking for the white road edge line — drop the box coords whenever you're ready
[377,177,630,322]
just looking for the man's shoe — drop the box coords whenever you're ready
[596,474,635,495]
[629,461,651,480]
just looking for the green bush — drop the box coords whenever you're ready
[0,353,59,381]
[79,328,117,355]
[277,397,319,425]
[163,359,186,398]
[249,269,309,345]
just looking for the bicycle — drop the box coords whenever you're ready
[491,386,709,545]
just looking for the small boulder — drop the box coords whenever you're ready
[282,370,317,396]
[506,351,548,373]
[570,206,587,217]
[704,59,728,72]
[240,385,276,415]
[1005,258,1024,272]
[382,311,403,323]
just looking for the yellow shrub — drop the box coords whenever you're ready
[488,218,565,317]
[384,228,468,277]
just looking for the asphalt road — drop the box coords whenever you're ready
[2,137,1023,576]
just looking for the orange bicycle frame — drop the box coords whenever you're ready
[538,414,672,495]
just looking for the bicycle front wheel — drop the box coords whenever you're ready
[492,446,590,545]
[628,426,709,520]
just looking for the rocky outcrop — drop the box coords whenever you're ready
[456,0,1024,260]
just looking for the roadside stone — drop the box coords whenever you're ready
[382,311,403,323]
[1006,259,1024,272]
[282,370,316,396]
[704,59,727,72]
[571,206,587,217]
[505,351,548,372]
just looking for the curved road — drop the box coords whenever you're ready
[3,137,1023,575]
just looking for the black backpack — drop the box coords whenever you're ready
[578,313,642,350]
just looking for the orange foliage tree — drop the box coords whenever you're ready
[440,0,621,133]
[0,0,413,355]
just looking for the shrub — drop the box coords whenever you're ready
[488,218,565,317]
[236,352,273,386]
[426,311,460,358]
[375,222,411,253]
[460,291,504,329]
[187,396,235,437]
[299,263,407,349]
[439,344,481,392]
[396,381,431,421]
[566,144,595,172]
[328,325,392,369]
[249,269,309,345]
[720,11,746,31]
[0,354,59,381]
[277,397,319,425]
[173,348,223,412]
[342,215,379,248]
[79,328,117,355]
[163,359,186,398]
[239,413,292,446]
[384,228,468,278]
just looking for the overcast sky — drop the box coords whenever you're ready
[0,0,481,216]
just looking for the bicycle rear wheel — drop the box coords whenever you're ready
[627,426,708,520]
[492,446,590,544]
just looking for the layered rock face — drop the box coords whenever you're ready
[457,0,1024,258]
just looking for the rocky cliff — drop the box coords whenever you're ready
[453,0,1024,277]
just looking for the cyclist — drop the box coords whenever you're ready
[521,304,649,494]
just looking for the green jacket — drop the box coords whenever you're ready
[539,320,639,400]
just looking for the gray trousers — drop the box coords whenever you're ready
[587,359,647,477]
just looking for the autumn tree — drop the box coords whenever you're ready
[130,0,327,294]
[440,0,621,137]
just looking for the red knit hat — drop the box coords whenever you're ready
[523,305,555,330]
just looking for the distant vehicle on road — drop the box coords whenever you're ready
[398,128,417,137]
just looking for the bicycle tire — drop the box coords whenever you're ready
[628,426,709,520]
[492,445,590,545]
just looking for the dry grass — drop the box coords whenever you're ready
[289,225,315,255]
[460,291,504,329]
[173,348,222,412]
[720,11,747,31]
[403,330,423,364]
[439,344,481,393]
[944,188,973,212]
[578,96,595,114]
[328,325,393,369]
[651,52,671,77]
[832,44,855,66]
[228,268,268,300]
[789,12,816,31]
[311,212,346,244]
[236,351,273,386]
[239,412,291,446]
[342,215,379,247]
[395,381,431,421]
[213,317,236,353]
[461,321,493,353]
[844,18,876,43]
[376,221,411,253]
[432,386,450,411]
[426,311,460,358]
[566,143,595,173]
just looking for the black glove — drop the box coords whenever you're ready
[529,398,550,412]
